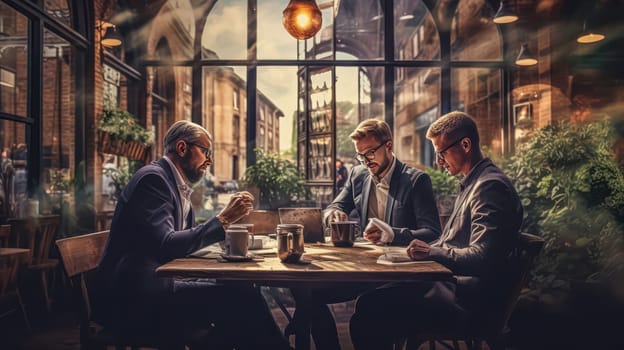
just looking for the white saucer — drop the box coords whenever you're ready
[220,253,254,262]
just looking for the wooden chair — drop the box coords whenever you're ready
[405,232,545,350]
[0,242,31,332]
[56,231,209,350]
[8,215,61,312]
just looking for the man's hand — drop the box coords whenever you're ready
[363,221,383,243]
[324,209,348,226]
[407,239,431,260]
[217,191,254,228]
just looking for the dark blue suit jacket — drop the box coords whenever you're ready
[99,158,225,302]
[326,159,441,245]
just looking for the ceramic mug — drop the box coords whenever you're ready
[276,224,304,263]
[330,221,360,247]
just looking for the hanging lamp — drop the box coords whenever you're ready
[282,0,322,40]
[493,1,518,24]
[515,43,537,66]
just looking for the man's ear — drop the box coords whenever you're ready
[461,137,471,152]
[175,140,187,156]
[386,140,393,151]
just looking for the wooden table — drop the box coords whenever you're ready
[156,242,452,349]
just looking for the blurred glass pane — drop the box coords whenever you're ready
[257,66,298,154]
[394,67,441,167]
[451,0,502,61]
[0,120,28,216]
[335,0,384,60]
[451,68,503,155]
[257,1,298,60]
[44,0,71,27]
[0,3,29,117]
[395,0,440,60]
[202,66,246,182]
[42,29,76,214]
[202,0,247,60]
[302,0,335,60]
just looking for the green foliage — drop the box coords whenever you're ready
[503,119,624,291]
[242,149,309,210]
[98,109,154,144]
[424,167,459,196]
[102,159,142,201]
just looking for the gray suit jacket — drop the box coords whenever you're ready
[428,158,523,309]
[326,159,441,245]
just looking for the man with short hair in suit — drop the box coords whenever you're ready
[349,111,524,350]
[99,120,291,349]
[291,118,441,349]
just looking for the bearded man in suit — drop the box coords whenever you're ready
[99,120,291,349]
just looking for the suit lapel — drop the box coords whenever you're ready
[385,160,403,225]
[158,158,184,230]
[360,172,372,229]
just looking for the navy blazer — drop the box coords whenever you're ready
[99,158,225,301]
[326,159,441,245]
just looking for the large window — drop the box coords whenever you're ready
[146,0,506,205]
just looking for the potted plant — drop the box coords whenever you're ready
[97,109,154,161]
[424,166,459,219]
[241,149,309,210]
[503,119,624,347]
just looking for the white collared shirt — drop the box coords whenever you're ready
[368,155,396,222]
[163,156,193,228]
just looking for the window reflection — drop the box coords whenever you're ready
[395,0,440,60]
[202,0,247,60]
[0,120,27,218]
[0,3,29,117]
[451,0,502,61]
[42,29,75,215]
[394,67,441,166]
[452,68,503,155]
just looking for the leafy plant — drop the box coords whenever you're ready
[424,167,459,196]
[503,119,624,291]
[102,159,142,201]
[97,109,154,144]
[241,148,309,210]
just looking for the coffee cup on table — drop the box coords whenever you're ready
[230,223,259,249]
[330,221,360,247]
[224,228,249,257]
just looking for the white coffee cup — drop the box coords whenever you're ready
[224,228,249,257]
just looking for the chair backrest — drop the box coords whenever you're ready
[278,207,325,243]
[236,210,281,235]
[490,232,544,334]
[8,215,61,265]
[56,230,110,278]
[0,225,10,248]
[56,230,110,345]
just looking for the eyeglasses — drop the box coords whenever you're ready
[354,141,388,162]
[435,137,465,161]
[186,141,212,159]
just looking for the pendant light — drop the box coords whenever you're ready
[282,0,322,40]
[101,25,123,47]
[493,1,518,24]
[515,43,537,66]
[576,19,605,44]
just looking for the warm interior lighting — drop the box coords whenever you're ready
[98,21,123,48]
[576,20,605,44]
[493,1,518,24]
[515,43,537,66]
[282,0,322,40]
